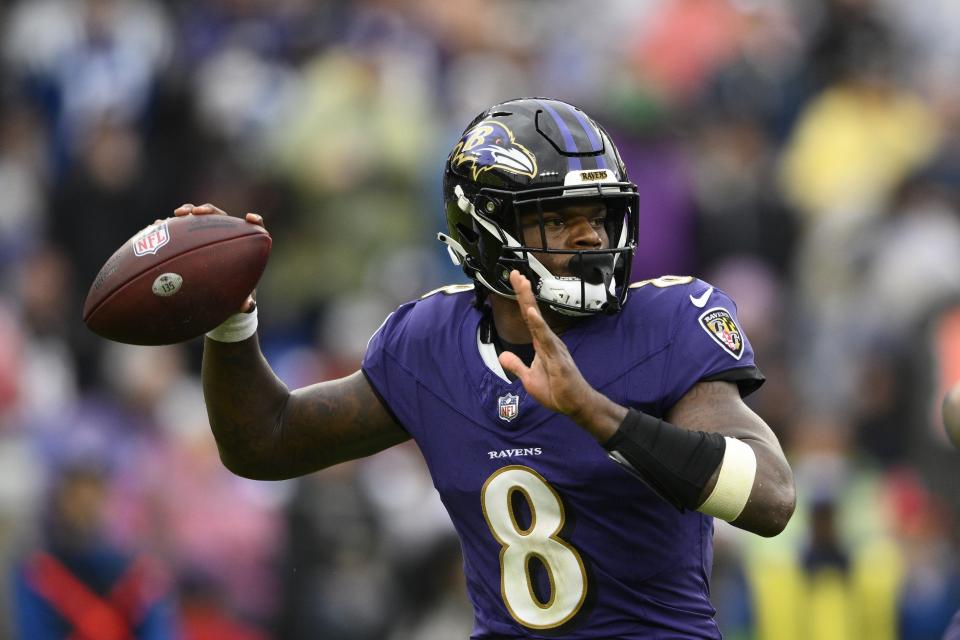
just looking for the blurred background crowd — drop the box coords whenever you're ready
[1,0,960,637]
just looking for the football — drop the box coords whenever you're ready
[943,381,960,449]
[83,215,271,345]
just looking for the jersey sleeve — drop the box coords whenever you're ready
[660,285,764,410]
[360,304,418,435]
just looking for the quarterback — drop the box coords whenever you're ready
[178,98,795,638]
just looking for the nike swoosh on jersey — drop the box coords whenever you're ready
[690,286,713,308]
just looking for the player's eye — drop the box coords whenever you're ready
[590,215,607,229]
[542,217,565,230]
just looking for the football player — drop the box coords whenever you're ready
[176,98,795,638]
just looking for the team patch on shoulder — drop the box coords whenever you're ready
[698,307,744,360]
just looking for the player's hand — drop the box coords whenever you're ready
[498,270,602,421]
[172,203,262,312]
[173,203,264,228]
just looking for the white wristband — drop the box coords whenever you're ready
[698,437,757,522]
[205,307,258,343]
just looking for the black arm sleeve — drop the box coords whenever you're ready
[602,409,726,511]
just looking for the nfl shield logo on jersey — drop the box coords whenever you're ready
[498,393,520,422]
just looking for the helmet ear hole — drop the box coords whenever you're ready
[456,223,479,245]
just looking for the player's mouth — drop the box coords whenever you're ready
[567,253,615,285]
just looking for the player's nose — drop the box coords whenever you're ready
[568,217,603,248]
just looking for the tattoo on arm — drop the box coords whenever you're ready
[279,374,409,475]
[202,338,408,480]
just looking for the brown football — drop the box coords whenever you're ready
[83,215,271,345]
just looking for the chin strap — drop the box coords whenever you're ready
[438,231,513,299]
[437,231,467,267]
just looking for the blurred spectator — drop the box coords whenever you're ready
[11,246,79,421]
[687,114,799,276]
[0,99,48,268]
[629,0,745,103]
[779,47,939,224]
[781,48,941,411]
[887,470,960,640]
[858,178,960,337]
[48,119,159,305]
[276,463,397,640]
[11,461,178,638]
[801,0,899,91]
[2,0,173,173]
[179,571,268,640]
[94,344,284,628]
[746,420,904,640]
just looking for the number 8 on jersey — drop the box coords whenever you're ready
[481,465,588,629]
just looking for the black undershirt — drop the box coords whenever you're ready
[481,308,535,378]
[494,334,536,368]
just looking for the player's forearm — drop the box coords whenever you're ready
[201,336,294,479]
[680,415,795,535]
[668,381,795,534]
[723,439,795,537]
[687,431,797,536]
[568,389,628,442]
[597,380,795,536]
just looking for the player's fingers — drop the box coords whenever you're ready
[509,271,562,355]
[196,203,228,216]
[240,294,256,313]
[508,270,562,357]
[498,350,529,380]
[509,270,544,324]
[509,270,536,306]
[523,303,560,357]
[173,203,194,216]
[245,213,264,227]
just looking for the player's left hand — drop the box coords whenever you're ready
[498,270,601,421]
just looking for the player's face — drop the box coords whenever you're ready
[519,201,609,276]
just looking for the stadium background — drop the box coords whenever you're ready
[1,0,960,637]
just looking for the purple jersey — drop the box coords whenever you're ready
[946,610,960,640]
[362,276,763,639]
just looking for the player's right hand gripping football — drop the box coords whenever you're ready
[173,203,262,313]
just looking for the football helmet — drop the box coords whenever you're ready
[439,98,639,316]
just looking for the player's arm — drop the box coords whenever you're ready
[202,340,409,480]
[500,270,795,537]
[176,204,410,480]
[663,381,794,536]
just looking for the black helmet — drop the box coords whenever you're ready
[439,98,638,316]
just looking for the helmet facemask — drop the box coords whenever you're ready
[440,180,638,316]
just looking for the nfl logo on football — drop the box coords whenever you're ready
[132,222,170,257]
[498,393,519,422]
